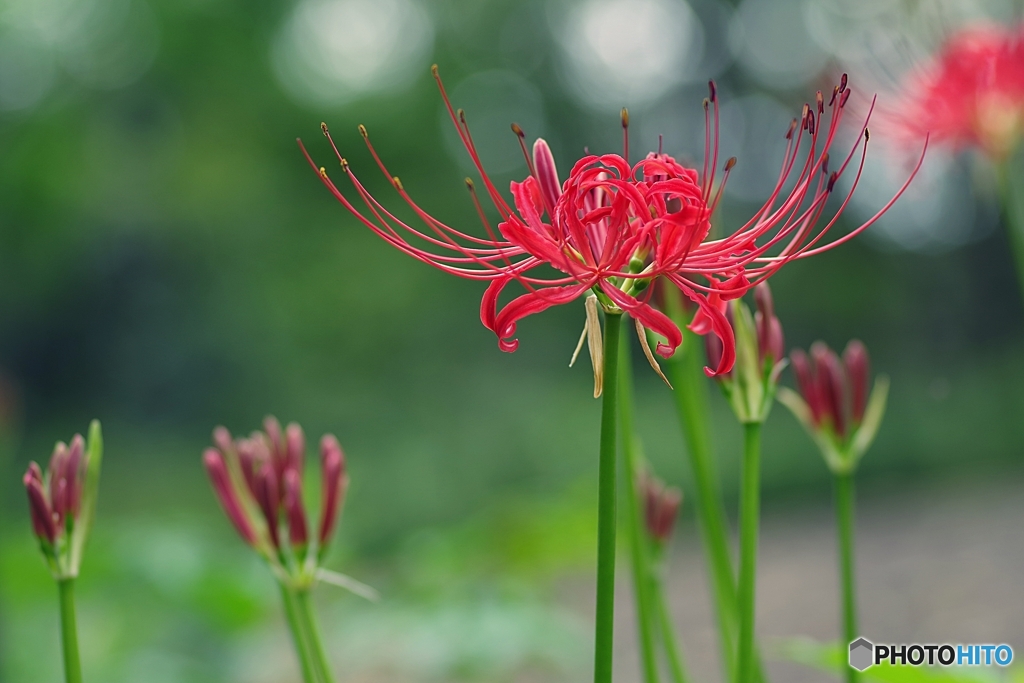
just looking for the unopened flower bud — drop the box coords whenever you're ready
[318,434,347,547]
[204,448,257,546]
[285,422,305,475]
[283,469,308,549]
[253,465,281,549]
[213,425,234,456]
[843,340,870,425]
[811,342,846,437]
[24,463,57,544]
[753,283,784,364]
[532,138,561,212]
[641,473,682,544]
[65,434,85,519]
[263,415,284,461]
[790,349,822,425]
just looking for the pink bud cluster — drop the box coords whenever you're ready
[790,341,870,438]
[23,435,87,545]
[640,472,682,544]
[203,417,348,556]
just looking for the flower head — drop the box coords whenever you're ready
[203,417,349,584]
[300,67,923,378]
[779,340,889,474]
[23,421,103,578]
[890,22,1024,158]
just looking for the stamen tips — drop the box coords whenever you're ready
[620,107,629,128]
[320,122,329,135]
[511,122,525,138]
[319,166,327,178]
[358,124,368,138]
[816,90,824,114]
[807,110,816,135]
[830,85,839,106]
[340,158,349,171]
[839,73,848,92]
[458,108,467,123]
[708,80,717,102]
[392,176,404,190]
[431,64,439,77]
[703,97,709,111]
[864,127,870,141]
[827,171,838,193]
[724,156,737,171]
[821,152,829,174]
[464,177,475,190]
[840,88,852,108]
[786,118,797,139]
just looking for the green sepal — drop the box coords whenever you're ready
[69,420,103,576]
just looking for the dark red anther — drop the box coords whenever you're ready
[840,88,852,108]
[511,122,525,138]
[786,118,797,140]
[708,80,717,102]
[839,73,848,93]
[283,469,308,549]
[829,85,839,106]
[807,110,816,135]
[816,90,824,114]
[821,153,830,175]
[843,340,870,425]
[827,171,838,193]
[725,156,737,171]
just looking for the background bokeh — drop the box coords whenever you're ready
[2,0,1023,681]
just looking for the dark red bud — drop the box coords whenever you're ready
[843,340,871,425]
[641,474,682,543]
[263,415,283,460]
[791,349,823,424]
[812,342,846,437]
[24,463,57,543]
[283,469,308,549]
[66,434,85,519]
[318,434,347,547]
[213,426,234,455]
[532,138,562,214]
[285,422,305,475]
[253,465,281,549]
[204,449,257,546]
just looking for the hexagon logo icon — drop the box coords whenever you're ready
[849,638,874,671]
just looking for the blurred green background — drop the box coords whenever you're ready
[2,0,1023,681]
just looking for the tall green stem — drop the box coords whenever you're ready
[618,323,660,683]
[594,311,622,683]
[736,423,762,683]
[652,576,688,683]
[663,291,737,677]
[280,583,319,683]
[57,578,82,683]
[835,473,858,683]
[297,589,335,683]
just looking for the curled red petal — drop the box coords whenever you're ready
[492,283,591,353]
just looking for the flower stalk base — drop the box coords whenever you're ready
[736,422,762,683]
[58,578,82,683]
[594,312,622,683]
[835,472,859,683]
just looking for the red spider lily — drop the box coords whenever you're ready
[299,67,925,376]
[888,22,1024,158]
[204,417,347,561]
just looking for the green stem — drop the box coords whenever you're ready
[736,423,762,683]
[57,578,82,683]
[594,311,622,683]
[297,589,335,683]
[997,158,1024,303]
[280,583,319,683]
[652,574,688,683]
[618,323,660,683]
[663,291,737,678]
[835,473,858,683]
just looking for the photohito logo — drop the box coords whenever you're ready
[849,638,1014,671]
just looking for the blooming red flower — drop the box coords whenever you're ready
[300,67,923,376]
[889,22,1024,158]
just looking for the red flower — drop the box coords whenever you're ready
[889,22,1024,158]
[300,68,924,376]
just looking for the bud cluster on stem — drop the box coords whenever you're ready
[780,340,889,474]
[203,416,349,586]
